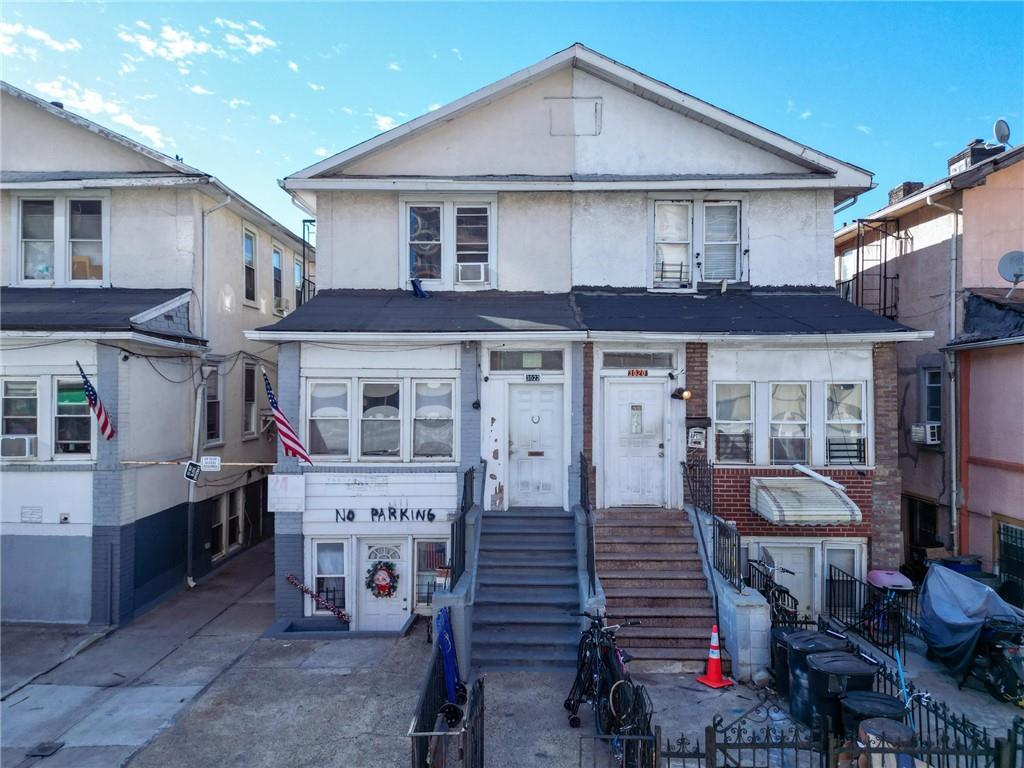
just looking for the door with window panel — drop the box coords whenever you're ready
[359,542,408,630]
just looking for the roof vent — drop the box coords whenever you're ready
[50,101,64,109]
[948,139,1004,175]
[888,181,924,205]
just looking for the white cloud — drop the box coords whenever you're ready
[34,76,167,148]
[234,32,275,55]
[118,60,136,76]
[313,147,328,157]
[288,60,298,72]
[451,47,462,60]
[308,82,325,91]
[118,25,222,63]
[855,125,872,134]
[388,61,401,71]
[189,84,214,95]
[800,110,812,120]
[374,114,397,131]
[214,18,246,31]
[0,22,82,57]
[269,114,282,124]
[427,103,441,112]
[341,106,353,115]
[248,20,265,30]
[785,98,795,113]
[226,98,249,109]
[135,20,151,31]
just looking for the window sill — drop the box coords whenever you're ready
[242,433,259,442]
[204,440,225,449]
[243,299,260,310]
[305,459,458,468]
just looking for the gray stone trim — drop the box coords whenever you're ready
[275,342,300,473]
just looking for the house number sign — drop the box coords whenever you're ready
[525,374,541,382]
[627,369,649,377]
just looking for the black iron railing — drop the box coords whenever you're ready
[579,451,597,597]
[448,466,474,589]
[826,565,919,661]
[1000,523,1024,590]
[712,515,743,591]
[826,437,866,465]
[410,645,447,768]
[746,560,806,627]
[684,457,713,515]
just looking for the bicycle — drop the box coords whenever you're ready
[749,551,802,626]
[563,610,655,768]
[859,570,914,649]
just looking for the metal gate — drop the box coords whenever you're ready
[408,648,484,768]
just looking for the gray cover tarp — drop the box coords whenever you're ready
[919,565,1023,676]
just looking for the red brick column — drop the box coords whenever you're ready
[871,342,903,568]
[582,342,596,504]
[685,342,709,461]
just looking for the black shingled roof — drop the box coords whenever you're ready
[257,287,916,336]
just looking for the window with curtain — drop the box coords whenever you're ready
[409,205,442,280]
[826,383,865,465]
[55,380,91,454]
[413,381,454,459]
[309,382,349,456]
[21,200,55,281]
[654,201,691,288]
[770,383,808,464]
[314,542,346,610]
[360,381,401,458]
[416,541,448,605]
[703,202,740,280]
[68,200,103,280]
[714,382,753,463]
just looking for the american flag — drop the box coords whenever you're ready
[262,368,313,464]
[76,362,116,440]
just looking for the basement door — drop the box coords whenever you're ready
[508,384,563,507]
[358,541,409,631]
[604,381,666,507]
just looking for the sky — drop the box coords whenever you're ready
[2,2,1022,237]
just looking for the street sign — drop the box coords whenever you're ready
[200,455,221,472]
[184,461,202,482]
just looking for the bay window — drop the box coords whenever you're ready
[826,383,866,465]
[402,198,494,288]
[55,380,91,455]
[770,383,808,465]
[713,382,753,464]
[2,380,38,458]
[360,381,401,459]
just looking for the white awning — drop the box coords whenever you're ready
[750,477,862,526]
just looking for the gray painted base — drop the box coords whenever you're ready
[2,535,92,622]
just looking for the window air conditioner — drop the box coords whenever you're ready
[457,263,487,284]
[1,436,37,458]
[275,297,291,312]
[911,422,942,446]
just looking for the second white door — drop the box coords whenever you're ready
[509,384,563,507]
[604,381,666,507]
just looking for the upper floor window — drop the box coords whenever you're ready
[17,195,107,285]
[826,383,866,465]
[702,202,740,281]
[654,201,691,288]
[713,382,753,464]
[294,259,304,307]
[2,380,38,458]
[272,247,283,311]
[243,363,258,438]
[769,383,808,465]
[55,380,91,455]
[402,198,495,289]
[651,198,742,289]
[243,229,257,304]
[923,368,942,423]
[205,364,222,445]
[361,381,401,459]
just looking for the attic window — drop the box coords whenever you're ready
[547,98,602,136]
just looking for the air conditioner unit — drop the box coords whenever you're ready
[911,422,942,446]
[1,436,37,458]
[275,297,291,312]
[457,263,487,284]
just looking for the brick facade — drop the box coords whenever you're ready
[870,342,902,568]
[684,342,709,461]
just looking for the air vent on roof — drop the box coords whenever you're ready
[50,101,64,109]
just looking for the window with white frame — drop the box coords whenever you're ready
[360,381,401,459]
[228,489,244,549]
[313,541,346,612]
[654,201,691,288]
[309,382,349,457]
[21,199,55,281]
[923,368,942,424]
[294,260,303,307]
[205,365,222,444]
[702,202,740,280]
[826,383,866,465]
[713,382,753,464]
[68,200,103,280]
[413,381,454,459]
[242,363,258,438]
[415,540,448,606]
[55,379,91,455]
[272,247,283,310]
[770,383,809,465]
[1,380,38,458]
[403,199,494,287]
[210,495,226,559]
[18,195,108,284]
[243,228,257,303]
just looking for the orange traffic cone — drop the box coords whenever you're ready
[696,624,734,689]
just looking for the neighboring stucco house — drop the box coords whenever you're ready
[835,141,1024,577]
[250,45,927,668]
[0,82,314,624]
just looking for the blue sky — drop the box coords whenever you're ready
[2,2,1021,236]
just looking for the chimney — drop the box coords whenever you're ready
[888,181,924,206]
[50,101,64,109]
[948,139,1005,175]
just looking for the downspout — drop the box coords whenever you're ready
[833,194,859,216]
[926,194,960,554]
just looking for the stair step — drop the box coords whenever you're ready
[474,628,577,647]
[596,539,698,554]
[478,564,577,578]
[473,647,576,669]
[598,552,703,564]
[605,605,715,618]
[473,605,579,625]
[475,590,578,607]
[484,524,575,535]
[482,531,574,542]
[486,508,573,519]
[478,555,575,568]
[479,542,575,553]
[599,575,706,589]
[477,573,578,587]
[599,570,704,579]
[616,626,711,640]
[622,647,711,661]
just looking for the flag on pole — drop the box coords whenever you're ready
[262,367,313,464]
[76,361,116,440]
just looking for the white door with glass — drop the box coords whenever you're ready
[604,381,666,507]
[359,541,408,631]
[508,384,563,507]
[763,544,815,618]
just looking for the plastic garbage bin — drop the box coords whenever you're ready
[839,691,907,739]
[771,625,807,696]
[805,652,878,734]
[940,555,982,573]
[858,717,916,761]
[787,631,849,726]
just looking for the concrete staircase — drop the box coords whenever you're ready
[595,508,720,673]
[472,508,579,669]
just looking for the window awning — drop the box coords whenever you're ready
[750,477,862,526]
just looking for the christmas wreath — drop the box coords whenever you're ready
[365,560,400,598]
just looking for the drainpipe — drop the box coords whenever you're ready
[926,194,960,553]
[185,372,207,588]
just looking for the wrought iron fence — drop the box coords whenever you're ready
[579,451,597,597]
[448,466,475,589]
[1000,523,1024,590]
[409,648,485,768]
[684,457,713,515]
[711,515,743,591]
[826,565,919,661]
[746,559,806,627]
[409,645,448,768]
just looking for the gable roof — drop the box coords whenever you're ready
[286,44,871,195]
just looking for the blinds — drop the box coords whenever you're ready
[703,203,739,280]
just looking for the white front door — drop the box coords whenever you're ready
[604,381,666,507]
[509,384,563,507]
[764,544,815,618]
[359,540,409,631]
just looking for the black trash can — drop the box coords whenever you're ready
[840,691,907,739]
[787,632,848,726]
[771,626,807,696]
[805,651,878,734]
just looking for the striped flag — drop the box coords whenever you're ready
[262,368,313,464]
[76,362,116,440]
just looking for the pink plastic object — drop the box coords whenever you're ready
[867,569,914,591]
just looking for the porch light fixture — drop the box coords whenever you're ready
[671,387,692,401]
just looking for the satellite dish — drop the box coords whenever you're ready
[994,119,1011,146]
[998,250,1024,298]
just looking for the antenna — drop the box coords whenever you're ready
[994,119,1012,147]
[997,250,1024,298]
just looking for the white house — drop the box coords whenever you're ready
[249,45,928,664]
[0,82,313,624]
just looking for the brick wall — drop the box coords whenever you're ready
[870,342,902,568]
[685,343,709,461]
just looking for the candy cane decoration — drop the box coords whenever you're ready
[287,574,350,622]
